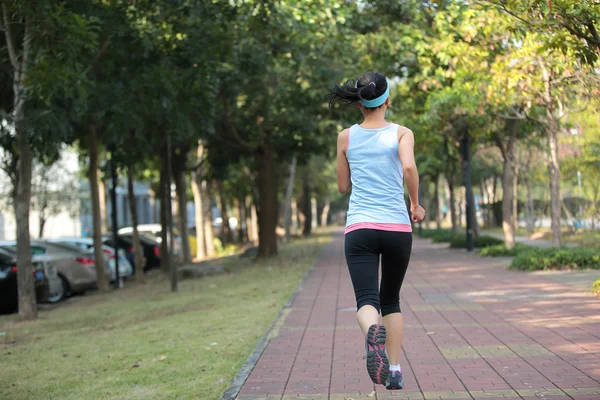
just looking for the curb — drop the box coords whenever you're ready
[219,247,324,400]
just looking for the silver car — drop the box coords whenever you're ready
[47,237,133,281]
[0,241,103,302]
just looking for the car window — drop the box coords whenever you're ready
[32,242,81,254]
[31,246,48,255]
[55,241,88,250]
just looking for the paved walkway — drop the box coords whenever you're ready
[236,234,600,400]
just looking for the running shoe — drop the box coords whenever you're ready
[386,369,404,390]
[365,324,389,385]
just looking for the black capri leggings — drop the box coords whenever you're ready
[344,229,412,316]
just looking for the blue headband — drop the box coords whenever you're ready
[355,80,390,108]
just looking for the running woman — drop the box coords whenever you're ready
[327,71,425,390]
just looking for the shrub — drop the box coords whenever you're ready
[510,247,600,271]
[417,229,452,239]
[478,243,530,257]
[593,278,600,296]
[449,235,504,249]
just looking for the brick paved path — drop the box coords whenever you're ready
[236,234,600,400]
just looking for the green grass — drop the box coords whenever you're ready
[484,227,534,237]
[0,234,331,400]
[564,231,600,248]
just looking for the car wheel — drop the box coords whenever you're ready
[46,276,68,303]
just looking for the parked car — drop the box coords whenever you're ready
[103,233,162,271]
[120,224,194,258]
[0,247,62,313]
[0,240,104,302]
[47,237,133,281]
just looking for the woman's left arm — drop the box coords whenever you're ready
[337,129,351,194]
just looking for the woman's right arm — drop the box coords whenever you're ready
[398,127,425,222]
[337,129,351,194]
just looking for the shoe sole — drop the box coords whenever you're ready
[386,381,404,390]
[366,324,389,385]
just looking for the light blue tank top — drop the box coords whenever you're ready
[345,123,411,228]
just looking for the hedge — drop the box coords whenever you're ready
[478,243,531,257]
[449,235,504,249]
[417,229,504,249]
[593,278,600,296]
[509,247,600,271]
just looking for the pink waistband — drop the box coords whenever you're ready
[344,222,412,235]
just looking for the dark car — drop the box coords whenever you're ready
[0,241,103,302]
[0,248,58,314]
[103,234,161,272]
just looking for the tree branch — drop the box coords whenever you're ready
[588,23,600,47]
[2,3,19,70]
[82,38,110,76]
[220,89,253,151]
[492,131,506,160]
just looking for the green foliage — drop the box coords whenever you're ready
[449,235,504,249]
[478,243,531,257]
[510,247,600,271]
[418,229,503,248]
[592,277,600,295]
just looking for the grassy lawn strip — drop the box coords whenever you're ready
[0,233,331,400]
[593,277,600,296]
[563,231,600,248]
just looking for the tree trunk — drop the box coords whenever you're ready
[434,174,442,229]
[497,119,518,249]
[283,155,297,242]
[547,129,562,247]
[38,213,46,239]
[479,180,487,228]
[311,198,318,229]
[245,196,254,243]
[127,166,145,280]
[447,176,457,232]
[249,199,258,244]
[191,171,205,259]
[256,144,278,257]
[302,174,312,236]
[88,124,109,292]
[538,57,562,247]
[321,198,330,227]
[512,160,520,232]
[216,180,234,244]
[202,180,215,257]
[237,196,246,242]
[421,182,431,229]
[98,173,108,234]
[159,156,170,274]
[173,160,192,263]
[291,198,298,234]
[524,175,535,235]
[8,14,36,320]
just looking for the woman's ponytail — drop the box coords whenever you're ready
[326,72,388,109]
[326,80,362,107]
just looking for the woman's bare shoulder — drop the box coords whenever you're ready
[396,124,414,141]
